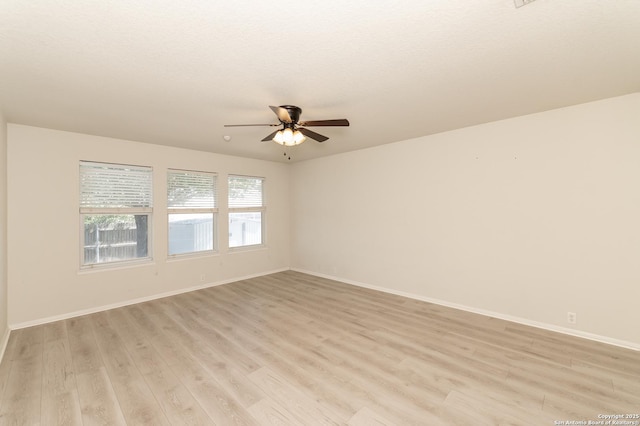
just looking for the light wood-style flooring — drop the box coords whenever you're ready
[0,271,638,425]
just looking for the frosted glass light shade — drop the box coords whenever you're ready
[273,128,306,146]
[273,130,284,144]
[293,130,306,145]
[282,128,294,146]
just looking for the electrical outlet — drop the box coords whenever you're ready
[567,312,577,324]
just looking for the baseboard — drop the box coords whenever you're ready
[10,267,289,330]
[291,268,640,352]
[0,327,10,364]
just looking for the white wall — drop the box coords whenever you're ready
[291,93,640,347]
[7,125,290,326]
[0,112,8,353]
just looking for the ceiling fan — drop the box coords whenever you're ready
[224,105,350,146]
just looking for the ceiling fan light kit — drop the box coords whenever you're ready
[273,127,306,146]
[224,105,349,148]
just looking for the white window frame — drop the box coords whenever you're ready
[228,175,265,249]
[79,161,153,268]
[167,169,218,257]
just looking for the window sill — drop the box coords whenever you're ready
[227,244,267,254]
[167,250,219,262]
[78,258,155,274]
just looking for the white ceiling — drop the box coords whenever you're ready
[1,1,639,163]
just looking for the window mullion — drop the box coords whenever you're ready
[228,207,265,213]
[168,208,216,215]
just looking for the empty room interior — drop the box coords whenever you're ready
[1,1,639,424]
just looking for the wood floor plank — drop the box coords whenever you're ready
[90,312,171,425]
[0,326,45,424]
[193,287,367,421]
[105,308,213,425]
[150,297,266,409]
[0,357,43,425]
[541,391,605,421]
[41,323,83,426]
[396,354,545,414]
[248,367,344,425]
[43,320,68,343]
[136,300,259,425]
[319,336,450,406]
[66,316,105,374]
[10,325,44,361]
[1,271,639,424]
[142,367,213,426]
[200,285,437,424]
[75,367,127,426]
[42,326,75,394]
[66,315,127,425]
[248,345,359,421]
[347,407,397,426]
[103,308,168,376]
[40,390,83,426]
[120,304,235,424]
[166,292,262,374]
[0,330,18,402]
[250,329,443,424]
[440,389,540,425]
[507,363,637,414]
[247,398,304,425]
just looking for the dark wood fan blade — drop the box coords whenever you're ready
[224,123,278,127]
[298,127,329,142]
[298,119,350,127]
[269,105,292,123]
[261,130,280,142]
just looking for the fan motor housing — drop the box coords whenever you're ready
[280,105,302,123]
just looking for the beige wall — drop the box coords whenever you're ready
[7,125,290,326]
[291,93,640,347]
[0,113,7,349]
[5,94,640,348]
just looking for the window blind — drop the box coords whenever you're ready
[168,170,216,209]
[228,175,263,208]
[80,161,152,208]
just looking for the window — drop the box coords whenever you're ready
[80,161,153,267]
[228,175,264,248]
[167,170,217,256]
